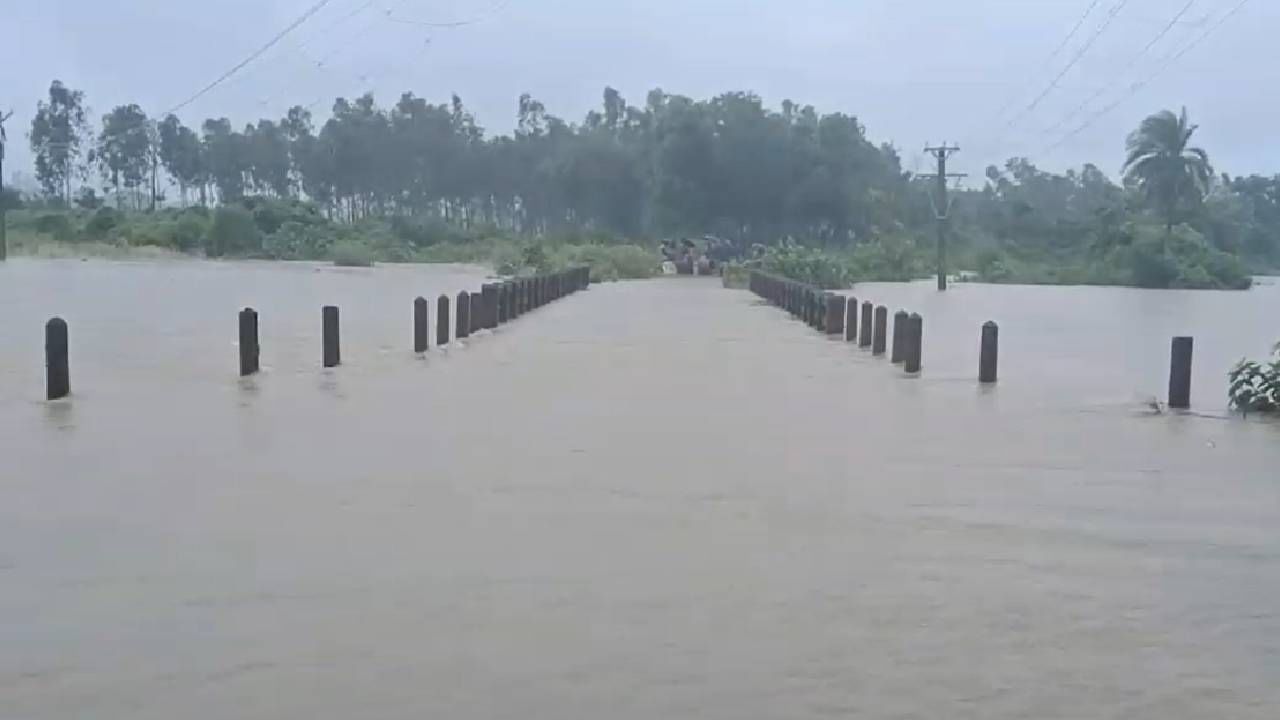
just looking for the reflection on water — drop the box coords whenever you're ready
[2,261,1279,720]
[41,398,75,432]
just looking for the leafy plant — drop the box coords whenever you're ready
[34,213,76,242]
[330,240,376,267]
[848,234,923,282]
[206,206,262,257]
[760,242,853,289]
[1228,343,1280,414]
[555,243,659,281]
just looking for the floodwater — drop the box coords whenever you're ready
[2,259,1279,720]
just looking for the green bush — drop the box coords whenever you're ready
[35,213,76,243]
[206,206,262,257]
[761,242,853,289]
[241,197,325,235]
[390,216,471,247]
[1125,241,1180,288]
[330,240,376,267]
[974,248,1014,283]
[848,234,924,282]
[120,219,179,248]
[554,243,659,281]
[83,207,121,240]
[264,220,334,260]
[1120,225,1253,290]
[1228,343,1280,414]
[720,261,755,288]
[521,243,552,274]
[173,213,210,251]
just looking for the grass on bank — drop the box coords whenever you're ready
[4,203,662,280]
[726,222,1255,291]
[4,199,1258,290]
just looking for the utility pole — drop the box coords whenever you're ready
[921,143,966,291]
[0,109,13,262]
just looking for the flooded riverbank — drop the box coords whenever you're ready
[2,261,1278,719]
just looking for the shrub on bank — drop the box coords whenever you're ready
[553,243,660,282]
[263,220,335,260]
[330,239,376,267]
[35,213,76,243]
[206,206,262,257]
[83,207,122,240]
[1229,343,1280,415]
[848,234,925,282]
[761,242,853,289]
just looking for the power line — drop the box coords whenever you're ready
[387,0,511,28]
[214,0,382,99]
[1040,0,1198,137]
[165,0,339,115]
[1005,0,1135,130]
[288,0,511,114]
[1043,0,1253,154]
[230,0,412,115]
[988,0,1104,125]
[197,0,511,119]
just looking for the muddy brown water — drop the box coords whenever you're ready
[2,260,1279,719]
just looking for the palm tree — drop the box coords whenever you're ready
[1122,107,1213,242]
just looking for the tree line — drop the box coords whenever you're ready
[27,80,910,245]
[20,79,1280,282]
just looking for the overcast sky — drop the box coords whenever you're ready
[3,0,1275,189]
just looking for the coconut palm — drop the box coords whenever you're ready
[1122,107,1213,240]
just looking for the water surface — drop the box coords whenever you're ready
[2,261,1278,719]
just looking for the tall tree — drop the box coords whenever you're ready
[97,105,152,209]
[1123,107,1213,238]
[244,119,291,198]
[29,81,90,203]
[202,118,247,202]
[158,114,205,206]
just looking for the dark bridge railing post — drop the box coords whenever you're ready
[437,294,450,347]
[482,284,498,330]
[456,291,471,339]
[322,306,340,368]
[414,297,429,353]
[859,302,873,348]
[904,313,923,374]
[891,310,908,364]
[872,306,888,356]
[1169,336,1193,409]
[825,293,844,337]
[979,321,999,383]
[239,308,260,375]
[46,317,70,400]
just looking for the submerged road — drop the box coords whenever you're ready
[3,270,1280,719]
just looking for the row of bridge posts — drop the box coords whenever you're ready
[747,270,1195,407]
[748,271,925,375]
[41,267,591,400]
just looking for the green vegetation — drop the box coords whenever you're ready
[9,79,1280,289]
[1228,344,1280,414]
[329,240,376,268]
[5,200,660,278]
